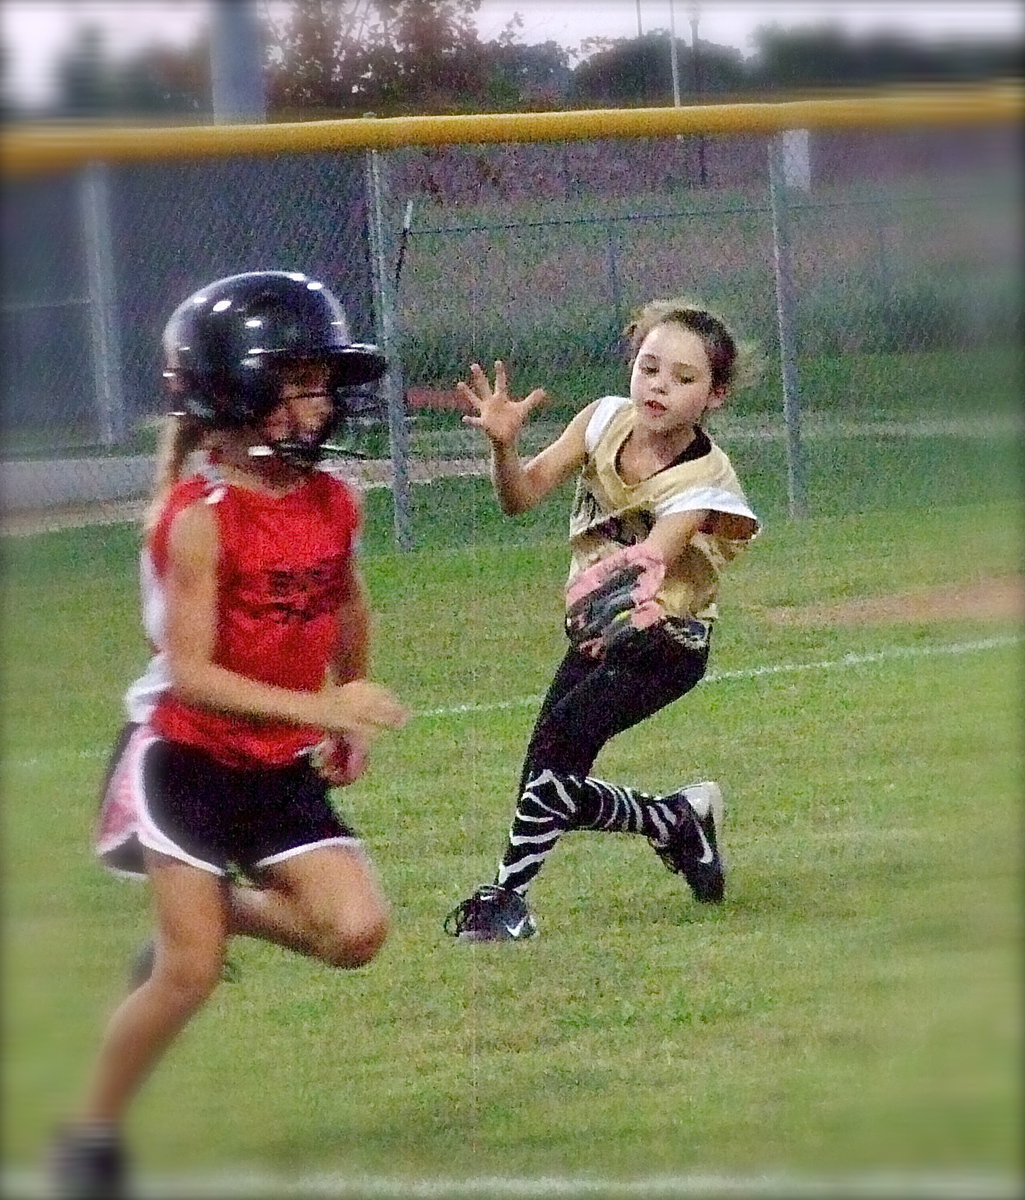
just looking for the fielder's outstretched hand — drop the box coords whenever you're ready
[565,544,667,660]
[458,361,546,447]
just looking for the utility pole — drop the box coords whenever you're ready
[688,1,707,184]
[668,0,682,108]
[211,0,266,123]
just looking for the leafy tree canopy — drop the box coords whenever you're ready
[11,0,1022,121]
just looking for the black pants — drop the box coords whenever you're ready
[517,631,711,796]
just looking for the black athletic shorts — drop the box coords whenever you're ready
[95,724,360,879]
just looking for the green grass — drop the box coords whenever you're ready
[347,406,1025,553]
[2,423,1023,1196]
[395,173,1021,396]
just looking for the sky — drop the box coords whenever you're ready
[2,0,1023,106]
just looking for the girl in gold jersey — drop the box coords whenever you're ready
[444,300,760,941]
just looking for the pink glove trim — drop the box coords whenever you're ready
[565,543,666,609]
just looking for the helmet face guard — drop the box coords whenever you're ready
[162,271,386,464]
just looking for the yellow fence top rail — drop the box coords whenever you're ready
[3,82,1022,178]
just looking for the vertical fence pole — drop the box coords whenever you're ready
[210,0,266,123]
[80,161,125,447]
[366,148,414,551]
[876,218,893,302]
[767,132,808,519]
[605,222,623,326]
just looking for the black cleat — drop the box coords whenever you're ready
[443,885,538,941]
[47,1125,128,1200]
[651,781,725,903]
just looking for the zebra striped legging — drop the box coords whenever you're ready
[494,637,709,893]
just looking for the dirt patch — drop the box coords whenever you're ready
[767,577,1025,626]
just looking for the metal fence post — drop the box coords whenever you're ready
[365,148,414,551]
[767,132,808,519]
[605,222,623,326]
[80,161,126,447]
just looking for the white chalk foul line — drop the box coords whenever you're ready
[1,1166,1021,1199]
[418,633,1023,718]
[5,634,1021,773]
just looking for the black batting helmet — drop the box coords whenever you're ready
[161,270,386,429]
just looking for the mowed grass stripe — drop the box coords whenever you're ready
[2,1165,1021,1198]
[3,633,1020,772]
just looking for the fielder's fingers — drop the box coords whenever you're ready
[341,717,389,742]
[493,360,507,394]
[524,387,547,411]
[468,362,491,398]
[456,380,481,410]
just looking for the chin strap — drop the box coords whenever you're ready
[248,439,372,465]
[247,438,325,469]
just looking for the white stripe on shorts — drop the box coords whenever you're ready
[96,725,226,877]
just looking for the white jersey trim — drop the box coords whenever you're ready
[584,395,629,452]
[125,544,172,722]
[139,548,165,648]
[125,653,171,724]
[655,484,760,527]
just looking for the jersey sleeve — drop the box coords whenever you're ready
[584,396,630,453]
[652,447,760,546]
[654,484,759,534]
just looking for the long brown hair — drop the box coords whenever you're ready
[143,413,209,532]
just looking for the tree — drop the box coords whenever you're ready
[264,0,495,116]
[46,21,209,118]
[0,40,16,118]
[571,33,747,108]
[54,25,118,117]
[480,39,572,110]
[749,22,1023,91]
[115,41,211,116]
[264,0,362,111]
[38,6,1022,125]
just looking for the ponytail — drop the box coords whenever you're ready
[144,413,207,532]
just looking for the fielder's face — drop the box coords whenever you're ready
[629,322,725,432]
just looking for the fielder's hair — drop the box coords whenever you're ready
[622,298,762,392]
[143,412,209,532]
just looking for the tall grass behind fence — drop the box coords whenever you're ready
[389,156,1022,411]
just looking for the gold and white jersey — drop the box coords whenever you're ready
[568,395,760,621]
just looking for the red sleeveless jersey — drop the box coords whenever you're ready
[146,467,361,768]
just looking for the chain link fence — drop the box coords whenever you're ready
[2,99,1021,541]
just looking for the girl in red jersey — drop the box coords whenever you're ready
[50,272,408,1200]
